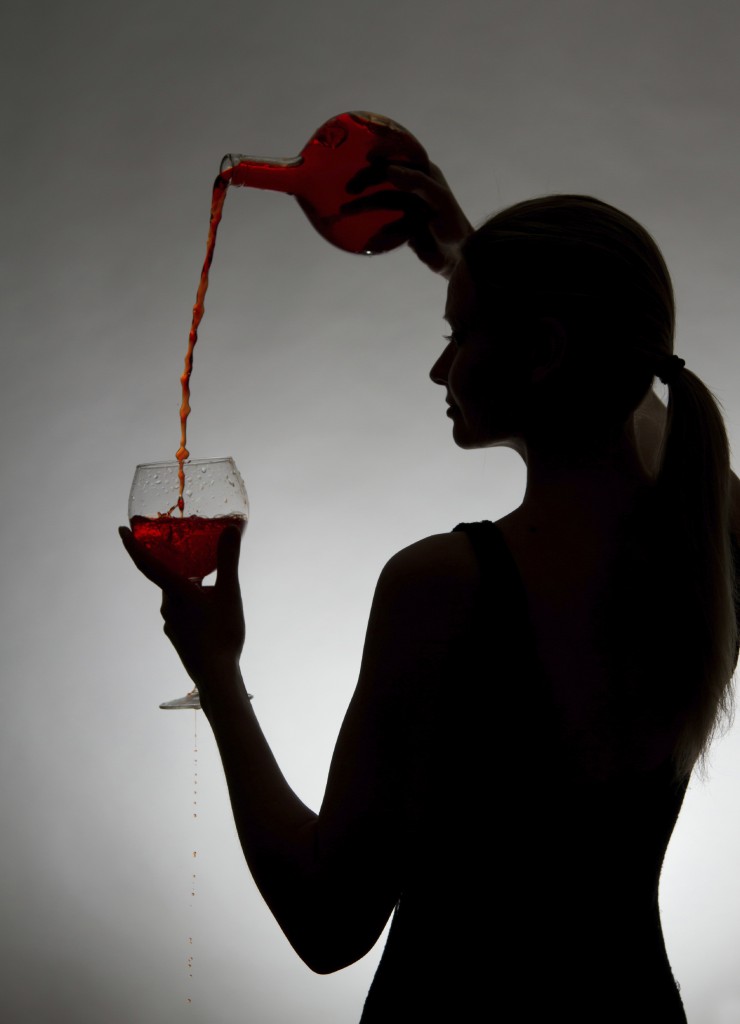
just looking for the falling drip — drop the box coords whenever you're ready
[186,710,199,1006]
[193,709,199,821]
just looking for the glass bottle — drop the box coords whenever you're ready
[219,111,430,255]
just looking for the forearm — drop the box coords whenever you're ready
[120,526,397,969]
[201,663,400,971]
[202,667,316,840]
[199,666,328,951]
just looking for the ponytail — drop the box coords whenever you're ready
[463,194,738,782]
[655,369,737,781]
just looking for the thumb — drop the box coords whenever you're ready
[216,525,242,593]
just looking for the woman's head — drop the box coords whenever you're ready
[436,195,677,450]
[432,259,543,452]
[436,195,736,783]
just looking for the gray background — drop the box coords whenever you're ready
[2,1,740,1021]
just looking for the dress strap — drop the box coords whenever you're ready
[451,520,532,636]
[452,519,524,591]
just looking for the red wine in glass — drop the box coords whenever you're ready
[130,514,248,583]
[128,458,249,709]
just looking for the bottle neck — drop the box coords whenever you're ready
[219,153,304,193]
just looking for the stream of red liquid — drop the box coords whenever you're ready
[172,174,231,513]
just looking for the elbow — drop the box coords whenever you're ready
[265,864,398,974]
[289,927,375,975]
[282,908,389,975]
[300,950,353,976]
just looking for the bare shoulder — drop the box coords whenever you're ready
[371,532,486,641]
[380,531,482,589]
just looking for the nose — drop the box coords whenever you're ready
[429,339,454,386]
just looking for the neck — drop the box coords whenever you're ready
[514,420,651,537]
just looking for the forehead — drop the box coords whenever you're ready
[444,261,477,324]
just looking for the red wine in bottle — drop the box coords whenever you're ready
[220,111,430,255]
[131,513,247,580]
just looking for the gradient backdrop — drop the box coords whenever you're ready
[2,1,740,1021]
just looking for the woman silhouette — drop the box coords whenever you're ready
[121,167,739,1022]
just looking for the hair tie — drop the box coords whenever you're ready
[656,354,686,386]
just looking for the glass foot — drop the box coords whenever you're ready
[158,687,253,710]
[159,688,200,710]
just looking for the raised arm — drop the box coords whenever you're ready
[385,162,473,278]
[119,526,479,973]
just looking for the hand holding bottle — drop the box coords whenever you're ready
[343,160,473,278]
[388,161,473,278]
[222,112,472,270]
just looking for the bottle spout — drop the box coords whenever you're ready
[219,152,303,191]
[220,153,245,177]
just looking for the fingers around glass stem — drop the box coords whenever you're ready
[158,686,254,710]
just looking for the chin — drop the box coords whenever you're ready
[454,436,482,450]
[451,423,485,450]
[452,420,524,454]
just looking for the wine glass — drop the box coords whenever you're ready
[128,457,249,709]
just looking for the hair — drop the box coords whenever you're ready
[461,195,737,782]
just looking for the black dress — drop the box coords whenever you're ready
[360,520,690,1023]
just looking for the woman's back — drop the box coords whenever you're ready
[496,500,683,776]
[361,518,691,1022]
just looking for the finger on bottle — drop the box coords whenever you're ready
[339,191,430,217]
[345,163,388,195]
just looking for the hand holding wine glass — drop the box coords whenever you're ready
[121,457,250,709]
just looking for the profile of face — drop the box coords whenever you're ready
[430,260,531,453]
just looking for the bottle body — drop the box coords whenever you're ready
[220,111,430,255]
